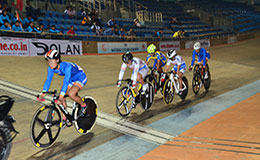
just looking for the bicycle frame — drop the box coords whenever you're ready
[168,72,187,94]
[43,91,75,123]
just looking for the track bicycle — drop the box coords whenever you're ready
[30,90,98,148]
[115,79,154,117]
[144,66,168,94]
[162,71,189,104]
[192,64,211,95]
[0,95,19,160]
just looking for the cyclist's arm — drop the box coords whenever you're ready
[191,50,196,66]
[145,55,150,65]
[202,49,207,67]
[132,61,139,85]
[60,65,72,97]
[118,63,127,80]
[42,67,54,92]
[164,60,171,73]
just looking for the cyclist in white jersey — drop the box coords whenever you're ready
[161,49,186,93]
[117,52,149,94]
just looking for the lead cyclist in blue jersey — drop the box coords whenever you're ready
[38,50,87,126]
[189,42,211,79]
[146,44,167,74]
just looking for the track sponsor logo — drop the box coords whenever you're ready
[30,39,82,56]
[0,37,29,56]
[97,42,147,54]
[185,39,210,49]
[159,41,180,52]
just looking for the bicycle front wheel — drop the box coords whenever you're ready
[30,105,61,148]
[115,87,134,117]
[163,79,174,104]
[0,128,12,160]
[192,75,201,95]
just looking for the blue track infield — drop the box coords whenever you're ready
[70,80,260,160]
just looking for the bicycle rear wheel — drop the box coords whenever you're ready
[115,87,134,117]
[30,105,61,148]
[73,96,98,135]
[204,67,211,91]
[163,79,174,104]
[145,75,158,94]
[192,75,201,95]
[141,82,154,110]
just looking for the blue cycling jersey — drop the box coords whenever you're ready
[146,51,167,69]
[191,48,210,66]
[42,62,87,96]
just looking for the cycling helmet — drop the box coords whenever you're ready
[122,52,133,63]
[167,49,177,58]
[193,42,201,50]
[147,44,156,54]
[45,49,60,60]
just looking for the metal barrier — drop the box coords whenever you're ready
[0,29,235,42]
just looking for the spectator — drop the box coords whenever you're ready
[156,30,163,37]
[81,15,91,26]
[119,27,126,37]
[126,28,136,41]
[12,20,23,32]
[104,26,115,36]
[65,6,76,18]
[22,15,34,28]
[49,25,62,34]
[96,28,104,36]
[113,27,120,36]
[35,24,44,33]
[133,18,142,28]
[0,10,11,25]
[173,30,185,38]
[0,20,11,31]
[107,17,116,28]
[2,4,11,13]
[91,22,101,33]
[26,22,38,32]
[127,28,136,37]
[67,26,76,35]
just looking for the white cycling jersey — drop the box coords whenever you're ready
[118,57,148,85]
[166,55,186,66]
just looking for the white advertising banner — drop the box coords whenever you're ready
[227,36,237,44]
[97,42,147,54]
[30,39,82,56]
[159,41,180,52]
[0,37,30,56]
[185,39,210,49]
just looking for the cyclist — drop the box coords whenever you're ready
[38,49,87,126]
[189,42,211,79]
[117,52,149,97]
[161,49,186,94]
[146,44,167,74]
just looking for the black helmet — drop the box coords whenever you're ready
[122,52,133,63]
[45,49,60,60]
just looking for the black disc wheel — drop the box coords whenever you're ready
[145,75,158,94]
[30,105,61,148]
[204,69,211,91]
[163,79,174,104]
[180,76,189,100]
[140,82,154,110]
[115,87,134,117]
[73,96,98,135]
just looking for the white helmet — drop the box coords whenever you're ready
[193,42,201,50]
[167,49,177,58]
[45,49,60,60]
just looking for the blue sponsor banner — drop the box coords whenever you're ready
[97,42,147,54]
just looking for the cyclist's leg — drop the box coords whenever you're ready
[156,60,163,74]
[138,68,149,93]
[178,64,186,90]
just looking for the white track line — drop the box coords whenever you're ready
[0,79,174,144]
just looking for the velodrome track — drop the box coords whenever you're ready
[0,37,260,160]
